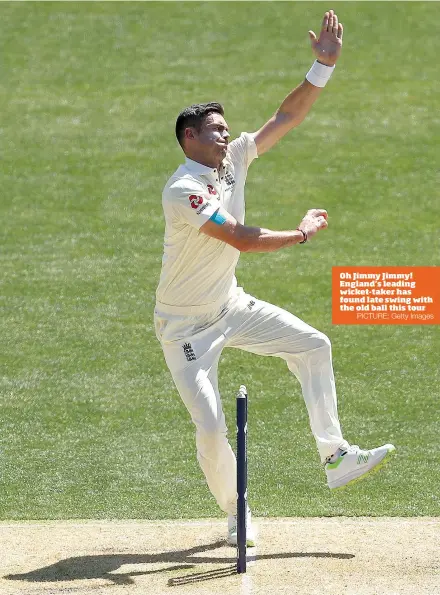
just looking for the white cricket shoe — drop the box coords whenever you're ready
[325,443,396,490]
[227,508,257,547]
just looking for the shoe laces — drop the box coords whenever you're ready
[345,444,362,453]
[325,445,360,465]
[345,444,360,453]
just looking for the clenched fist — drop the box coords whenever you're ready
[298,209,328,240]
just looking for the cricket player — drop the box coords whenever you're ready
[154,10,395,546]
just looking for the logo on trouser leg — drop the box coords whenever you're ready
[182,342,196,362]
[247,300,255,310]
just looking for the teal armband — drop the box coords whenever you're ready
[209,209,226,225]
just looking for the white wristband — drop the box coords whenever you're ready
[306,60,335,88]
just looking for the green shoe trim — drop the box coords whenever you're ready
[326,456,345,470]
[331,447,396,491]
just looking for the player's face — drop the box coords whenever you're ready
[197,113,230,163]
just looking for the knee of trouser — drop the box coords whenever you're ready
[314,332,331,350]
[302,331,332,356]
[196,426,228,458]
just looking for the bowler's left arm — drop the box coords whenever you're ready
[253,9,343,156]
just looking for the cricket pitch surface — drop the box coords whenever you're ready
[1,518,438,595]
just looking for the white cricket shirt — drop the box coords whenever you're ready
[155,132,258,315]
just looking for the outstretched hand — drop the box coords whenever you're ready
[309,9,343,67]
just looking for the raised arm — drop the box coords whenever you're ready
[253,9,343,156]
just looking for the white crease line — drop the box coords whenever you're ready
[0,521,225,528]
[247,547,257,566]
[241,573,253,595]
[0,518,437,529]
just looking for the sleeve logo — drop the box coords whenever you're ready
[188,195,204,209]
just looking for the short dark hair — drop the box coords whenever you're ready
[175,102,224,148]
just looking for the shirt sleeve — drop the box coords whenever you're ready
[227,132,258,170]
[163,179,218,230]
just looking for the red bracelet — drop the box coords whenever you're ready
[296,228,308,244]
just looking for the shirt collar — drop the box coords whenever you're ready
[184,157,223,176]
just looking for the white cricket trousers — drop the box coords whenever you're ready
[154,289,349,516]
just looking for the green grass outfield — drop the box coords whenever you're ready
[1,2,439,521]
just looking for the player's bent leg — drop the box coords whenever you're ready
[279,331,396,483]
[227,294,395,487]
[227,296,348,462]
[283,329,349,463]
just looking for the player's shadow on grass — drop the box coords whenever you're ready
[5,540,355,586]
